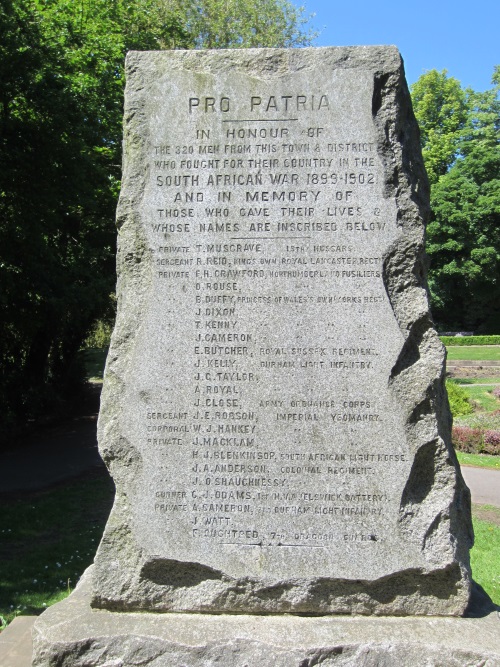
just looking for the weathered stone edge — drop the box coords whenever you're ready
[373,50,473,610]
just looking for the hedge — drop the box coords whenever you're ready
[440,336,500,346]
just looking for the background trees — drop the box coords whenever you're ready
[0,0,315,435]
[179,0,312,48]
[411,68,500,332]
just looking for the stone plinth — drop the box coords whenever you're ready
[32,568,500,667]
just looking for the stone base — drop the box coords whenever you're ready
[32,568,500,667]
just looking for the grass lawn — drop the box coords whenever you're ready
[461,385,500,412]
[0,471,113,627]
[471,508,500,605]
[457,452,500,470]
[446,346,500,361]
[82,348,107,382]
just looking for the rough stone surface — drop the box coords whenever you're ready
[32,567,500,667]
[88,46,473,615]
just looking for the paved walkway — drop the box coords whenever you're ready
[461,466,500,507]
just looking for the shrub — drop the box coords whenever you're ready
[84,319,113,349]
[452,426,484,453]
[446,380,474,417]
[483,430,500,455]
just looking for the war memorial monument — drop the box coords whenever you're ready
[32,46,500,666]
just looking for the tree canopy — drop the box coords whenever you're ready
[0,0,315,436]
[411,68,500,332]
[179,0,313,48]
[411,70,469,185]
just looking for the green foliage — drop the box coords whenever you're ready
[0,0,120,431]
[84,321,113,350]
[411,67,500,331]
[411,70,469,185]
[0,0,315,434]
[180,0,316,48]
[471,515,500,605]
[427,140,500,330]
[446,380,474,417]
[440,336,500,346]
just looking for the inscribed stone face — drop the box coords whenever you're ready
[92,47,472,615]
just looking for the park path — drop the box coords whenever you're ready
[461,466,500,507]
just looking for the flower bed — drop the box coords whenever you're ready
[452,422,500,455]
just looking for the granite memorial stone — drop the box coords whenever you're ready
[90,46,472,616]
[33,46,495,667]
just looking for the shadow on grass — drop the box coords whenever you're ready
[0,469,114,625]
[466,581,500,618]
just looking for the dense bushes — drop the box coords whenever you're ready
[451,400,500,455]
[446,380,474,416]
[484,430,500,453]
[452,424,500,454]
[84,318,114,350]
[452,426,484,453]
